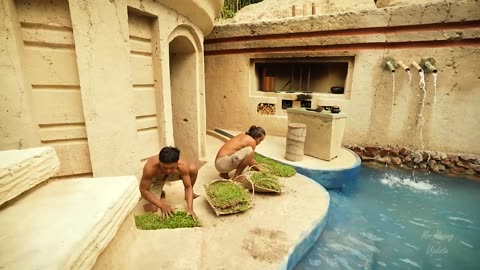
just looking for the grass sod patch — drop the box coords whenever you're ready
[254,153,296,177]
[205,181,251,214]
[250,171,281,192]
[135,211,201,230]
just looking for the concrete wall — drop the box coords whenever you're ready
[0,0,221,178]
[205,0,480,155]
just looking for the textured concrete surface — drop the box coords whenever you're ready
[0,147,59,206]
[0,176,139,270]
[93,135,330,269]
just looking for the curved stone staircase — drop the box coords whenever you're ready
[0,147,139,269]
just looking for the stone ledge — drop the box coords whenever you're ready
[0,176,139,270]
[0,147,60,206]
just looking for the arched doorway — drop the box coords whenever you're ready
[168,35,199,162]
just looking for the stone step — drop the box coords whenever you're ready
[0,176,139,270]
[0,147,60,206]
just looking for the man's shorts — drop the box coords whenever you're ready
[149,173,182,197]
[215,146,253,173]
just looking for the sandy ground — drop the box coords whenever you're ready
[93,134,329,269]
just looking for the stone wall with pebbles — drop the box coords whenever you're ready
[345,145,480,178]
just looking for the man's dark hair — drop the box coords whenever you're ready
[159,147,180,163]
[246,125,266,139]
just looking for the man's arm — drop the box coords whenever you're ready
[178,164,196,219]
[139,165,173,216]
[244,137,263,170]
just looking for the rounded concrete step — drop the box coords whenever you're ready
[0,176,139,270]
[0,147,60,206]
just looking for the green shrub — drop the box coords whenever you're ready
[134,211,200,230]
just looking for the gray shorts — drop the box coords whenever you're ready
[215,147,253,173]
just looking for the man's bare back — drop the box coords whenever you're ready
[214,126,266,179]
[215,133,257,160]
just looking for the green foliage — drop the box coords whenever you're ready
[206,181,251,211]
[134,211,201,230]
[220,5,235,19]
[218,0,264,19]
[250,171,281,191]
[255,153,296,177]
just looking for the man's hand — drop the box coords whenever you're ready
[186,209,197,221]
[158,202,174,218]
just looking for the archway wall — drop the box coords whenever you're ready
[1,0,219,178]
[168,26,206,162]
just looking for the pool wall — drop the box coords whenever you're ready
[279,175,330,270]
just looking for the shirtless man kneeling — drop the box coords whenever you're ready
[139,147,198,219]
[215,125,266,180]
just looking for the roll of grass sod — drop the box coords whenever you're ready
[135,211,201,230]
[250,171,281,192]
[254,153,296,177]
[204,180,252,216]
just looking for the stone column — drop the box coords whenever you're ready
[69,0,139,177]
[0,0,41,150]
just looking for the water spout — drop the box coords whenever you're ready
[386,61,396,72]
[383,57,396,72]
[392,73,396,107]
[417,70,426,149]
[383,58,397,106]
[425,61,438,73]
[433,72,438,108]
[412,61,422,72]
[397,61,410,72]
[420,58,437,74]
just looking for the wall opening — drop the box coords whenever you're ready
[253,57,352,95]
[282,99,293,109]
[169,36,198,162]
[257,103,276,115]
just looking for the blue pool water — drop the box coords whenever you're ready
[296,165,480,270]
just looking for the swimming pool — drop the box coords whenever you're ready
[295,165,480,270]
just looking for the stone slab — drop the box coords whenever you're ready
[0,176,139,270]
[0,147,60,206]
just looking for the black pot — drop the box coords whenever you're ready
[331,86,344,94]
[331,106,341,113]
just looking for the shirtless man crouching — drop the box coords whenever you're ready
[139,147,198,219]
[214,125,266,180]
